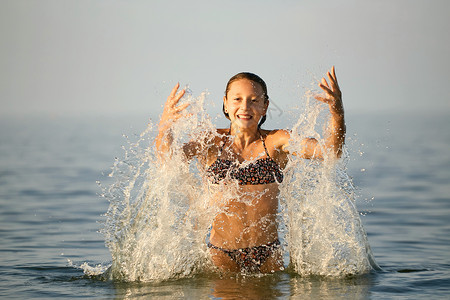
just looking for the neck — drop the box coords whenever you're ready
[229,123,261,150]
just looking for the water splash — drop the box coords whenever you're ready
[280,95,378,275]
[67,259,109,277]
[99,89,378,282]
[100,91,216,281]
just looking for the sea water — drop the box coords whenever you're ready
[1,100,449,298]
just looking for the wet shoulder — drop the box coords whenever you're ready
[216,128,229,136]
[260,129,290,167]
[200,128,227,145]
[204,128,228,165]
[261,129,290,149]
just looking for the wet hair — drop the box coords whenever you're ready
[223,72,269,128]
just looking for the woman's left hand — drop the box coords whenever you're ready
[314,66,343,116]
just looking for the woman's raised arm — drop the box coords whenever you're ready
[279,66,345,160]
[301,66,345,159]
[155,83,190,157]
[315,66,345,158]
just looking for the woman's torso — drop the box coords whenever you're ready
[204,129,288,249]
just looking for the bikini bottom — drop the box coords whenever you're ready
[208,239,281,272]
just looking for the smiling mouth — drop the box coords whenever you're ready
[237,115,253,120]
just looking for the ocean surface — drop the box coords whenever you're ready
[1,111,449,299]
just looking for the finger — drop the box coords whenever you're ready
[331,66,340,90]
[321,81,341,101]
[327,72,338,92]
[175,89,186,100]
[170,88,186,106]
[169,83,180,99]
[327,71,342,99]
[321,77,329,87]
[173,112,193,121]
[327,70,339,88]
[173,102,190,113]
[314,95,331,104]
[318,82,333,95]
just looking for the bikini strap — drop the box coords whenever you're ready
[218,128,231,157]
[217,138,226,157]
[220,128,270,158]
[259,129,271,158]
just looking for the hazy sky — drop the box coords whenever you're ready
[1,0,449,120]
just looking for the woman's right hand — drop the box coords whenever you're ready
[158,83,190,131]
[156,83,191,156]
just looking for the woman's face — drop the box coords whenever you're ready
[224,79,268,130]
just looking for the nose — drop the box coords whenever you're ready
[242,98,251,109]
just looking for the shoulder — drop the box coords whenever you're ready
[259,129,291,154]
[261,129,290,144]
[184,128,224,159]
[208,128,229,149]
[258,129,289,166]
[216,128,229,135]
[196,128,227,145]
[214,128,230,142]
[260,128,289,137]
[261,129,318,157]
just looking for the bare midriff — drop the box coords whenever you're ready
[209,182,279,249]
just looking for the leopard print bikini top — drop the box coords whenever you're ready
[206,131,284,185]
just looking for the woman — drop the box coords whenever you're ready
[155,66,345,273]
